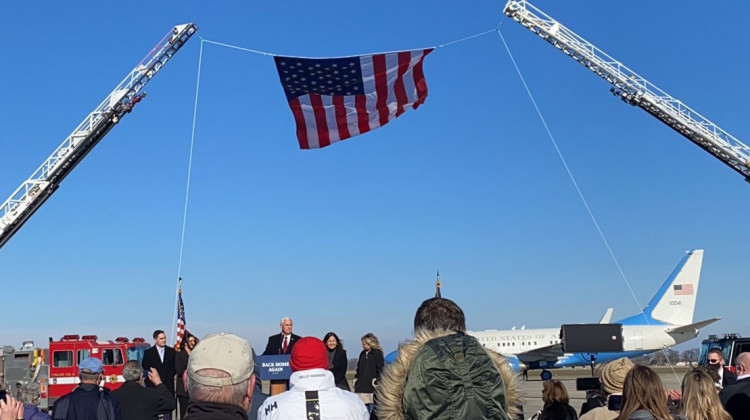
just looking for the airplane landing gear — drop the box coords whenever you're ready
[540,369,552,381]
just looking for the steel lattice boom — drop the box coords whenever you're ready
[503,1,750,182]
[0,23,198,250]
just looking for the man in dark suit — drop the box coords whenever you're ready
[142,329,177,420]
[720,352,750,420]
[112,360,176,420]
[262,317,301,356]
[708,348,738,387]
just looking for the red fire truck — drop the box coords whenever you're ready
[1,335,151,411]
[45,334,150,408]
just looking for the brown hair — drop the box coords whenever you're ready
[542,379,569,404]
[681,368,732,420]
[413,297,466,332]
[617,365,672,420]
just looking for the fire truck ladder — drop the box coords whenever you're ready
[0,23,198,250]
[503,1,750,182]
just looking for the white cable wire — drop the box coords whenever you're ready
[170,39,204,344]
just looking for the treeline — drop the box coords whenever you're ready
[630,348,700,366]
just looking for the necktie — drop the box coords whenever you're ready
[159,347,164,362]
[282,336,288,353]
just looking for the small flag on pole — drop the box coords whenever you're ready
[274,48,433,149]
[175,279,188,349]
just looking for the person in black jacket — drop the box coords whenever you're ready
[261,317,301,356]
[537,380,578,420]
[323,331,350,391]
[708,348,738,388]
[355,333,384,414]
[174,334,198,419]
[141,330,177,420]
[51,357,122,420]
[720,352,750,420]
[111,361,175,420]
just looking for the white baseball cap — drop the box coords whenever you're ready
[188,332,254,387]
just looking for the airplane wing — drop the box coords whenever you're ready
[599,308,614,324]
[515,343,564,363]
[665,317,721,335]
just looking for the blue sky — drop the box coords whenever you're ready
[0,1,747,355]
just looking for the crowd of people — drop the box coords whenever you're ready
[0,298,747,420]
[531,348,750,420]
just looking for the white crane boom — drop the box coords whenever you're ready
[503,1,750,182]
[0,23,198,250]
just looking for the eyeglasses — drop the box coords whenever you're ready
[708,359,721,364]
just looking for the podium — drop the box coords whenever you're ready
[256,354,291,396]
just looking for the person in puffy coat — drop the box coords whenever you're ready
[376,297,520,420]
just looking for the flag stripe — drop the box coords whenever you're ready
[333,95,350,140]
[373,54,389,127]
[355,89,370,135]
[310,94,331,148]
[289,98,309,149]
[412,49,431,108]
[394,51,410,117]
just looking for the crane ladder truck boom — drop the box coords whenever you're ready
[0,23,198,250]
[503,1,750,182]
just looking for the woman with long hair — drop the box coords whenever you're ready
[680,368,732,420]
[617,365,672,420]
[323,331,350,391]
[175,333,199,419]
[537,379,578,420]
[355,332,384,414]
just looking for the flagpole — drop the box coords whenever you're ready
[171,277,183,346]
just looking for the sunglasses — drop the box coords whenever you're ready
[708,359,721,364]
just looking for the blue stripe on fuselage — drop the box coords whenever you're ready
[556,350,653,367]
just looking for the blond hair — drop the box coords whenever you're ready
[361,333,381,350]
[617,365,672,420]
[680,368,732,420]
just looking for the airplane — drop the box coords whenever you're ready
[466,249,720,380]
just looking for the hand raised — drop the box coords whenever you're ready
[148,367,163,386]
[0,395,24,420]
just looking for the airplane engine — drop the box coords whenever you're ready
[504,354,523,372]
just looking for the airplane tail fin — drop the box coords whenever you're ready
[644,249,703,326]
[599,308,614,324]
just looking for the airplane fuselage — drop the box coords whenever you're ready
[468,323,686,369]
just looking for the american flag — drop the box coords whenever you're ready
[673,284,694,296]
[274,48,433,149]
[175,287,187,349]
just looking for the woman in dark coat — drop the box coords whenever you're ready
[354,332,384,414]
[537,379,578,420]
[174,334,198,420]
[323,331,350,391]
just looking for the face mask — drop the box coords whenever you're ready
[707,363,720,371]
